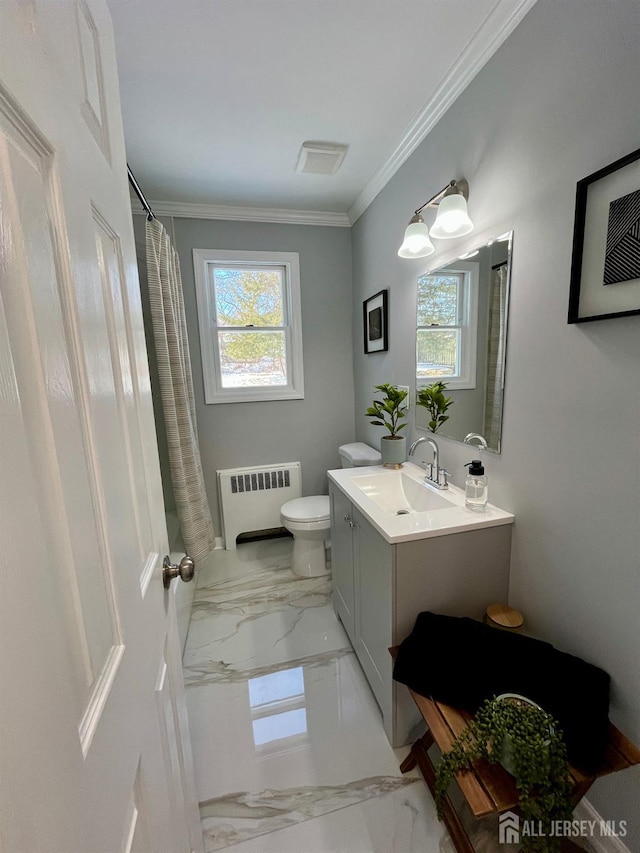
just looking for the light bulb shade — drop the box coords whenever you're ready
[398,215,435,258]
[429,192,474,240]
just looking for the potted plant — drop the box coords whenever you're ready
[435,694,573,852]
[416,381,452,434]
[365,383,408,468]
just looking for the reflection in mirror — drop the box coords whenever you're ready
[415,232,512,453]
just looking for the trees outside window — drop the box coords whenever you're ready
[193,250,304,403]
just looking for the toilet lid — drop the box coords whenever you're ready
[281,495,330,522]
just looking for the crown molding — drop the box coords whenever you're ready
[347,0,540,225]
[130,198,351,228]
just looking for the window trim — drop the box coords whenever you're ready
[193,249,304,404]
[416,261,478,391]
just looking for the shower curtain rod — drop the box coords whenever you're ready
[491,260,507,270]
[127,164,155,220]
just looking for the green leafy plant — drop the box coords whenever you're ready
[365,383,408,438]
[416,381,452,433]
[435,695,573,853]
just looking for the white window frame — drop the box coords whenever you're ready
[193,249,304,404]
[416,261,478,391]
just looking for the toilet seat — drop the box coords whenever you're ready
[281,495,330,523]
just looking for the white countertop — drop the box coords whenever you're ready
[328,461,514,544]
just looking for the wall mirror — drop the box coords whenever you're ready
[415,231,513,453]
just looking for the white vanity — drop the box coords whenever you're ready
[328,461,514,747]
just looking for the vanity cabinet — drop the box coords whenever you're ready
[329,480,512,747]
[330,485,356,637]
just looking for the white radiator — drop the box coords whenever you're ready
[217,462,301,550]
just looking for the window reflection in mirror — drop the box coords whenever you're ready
[417,264,478,390]
[415,232,512,453]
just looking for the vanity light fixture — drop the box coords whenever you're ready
[397,212,435,259]
[398,179,474,259]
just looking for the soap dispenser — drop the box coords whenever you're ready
[464,459,488,511]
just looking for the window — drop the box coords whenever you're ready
[193,249,304,403]
[416,262,478,390]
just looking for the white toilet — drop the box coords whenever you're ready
[280,443,381,577]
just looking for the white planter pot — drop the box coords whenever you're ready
[380,436,406,468]
[494,693,551,776]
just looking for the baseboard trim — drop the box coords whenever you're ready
[573,798,631,853]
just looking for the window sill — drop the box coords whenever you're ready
[417,379,476,391]
[204,388,305,405]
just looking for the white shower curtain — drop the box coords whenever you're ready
[145,218,215,564]
[483,264,507,449]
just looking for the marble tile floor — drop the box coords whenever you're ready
[182,538,502,852]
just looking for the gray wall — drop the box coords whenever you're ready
[165,217,355,534]
[352,0,640,840]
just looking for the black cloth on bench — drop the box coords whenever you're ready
[392,611,611,773]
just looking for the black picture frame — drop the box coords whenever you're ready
[363,289,388,354]
[568,147,640,324]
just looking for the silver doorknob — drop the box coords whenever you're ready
[163,554,195,589]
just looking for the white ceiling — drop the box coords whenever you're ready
[107,0,536,223]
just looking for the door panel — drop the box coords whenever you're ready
[0,92,113,716]
[0,2,201,850]
[127,761,154,853]
[76,0,111,160]
[93,203,153,563]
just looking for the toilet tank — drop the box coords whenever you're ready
[338,442,381,468]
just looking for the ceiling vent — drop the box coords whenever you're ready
[296,142,349,175]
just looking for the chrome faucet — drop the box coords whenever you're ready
[463,432,488,451]
[408,436,450,489]
[409,435,428,457]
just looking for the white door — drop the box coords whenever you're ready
[0,2,202,851]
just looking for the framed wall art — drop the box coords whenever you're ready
[363,289,388,354]
[568,147,640,323]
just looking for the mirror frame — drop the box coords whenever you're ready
[414,231,513,454]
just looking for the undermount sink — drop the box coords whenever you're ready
[350,470,456,515]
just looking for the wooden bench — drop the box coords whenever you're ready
[390,647,640,853]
